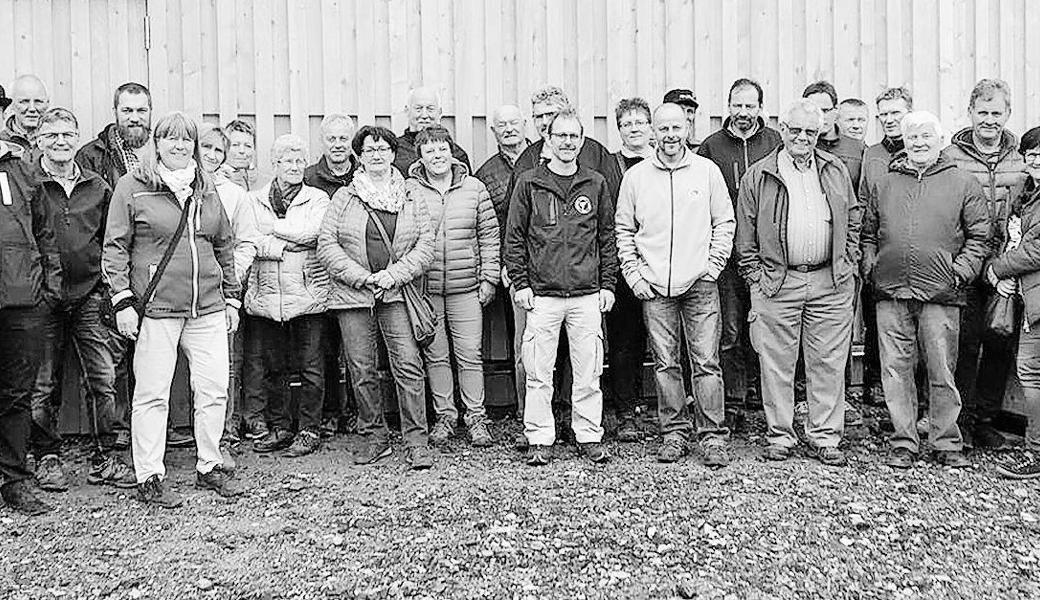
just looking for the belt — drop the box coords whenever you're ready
[788,262,828,273]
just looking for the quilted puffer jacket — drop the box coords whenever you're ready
[244,182,331,322]
[406,161,499,296]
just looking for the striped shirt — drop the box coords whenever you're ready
[778,149,832,267]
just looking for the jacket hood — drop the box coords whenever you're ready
[0,140,13,162]
[407,159,469,188]
[951,127,1019,161]
[888,154,958,178]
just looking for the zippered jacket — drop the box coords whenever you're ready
[861,156,991,306]
[244,182,330,322]
[991,182,1040,325]
[304,155,358,199]
[503,163,617,296]
[75,124,129,190]
[102,169,240,319]
[406,161,500,296]
[697,117,782,201]
[615,149,734,296]
[817,131,866,192]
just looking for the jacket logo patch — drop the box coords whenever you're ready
[0,173,10,206]
[573,195,592,215]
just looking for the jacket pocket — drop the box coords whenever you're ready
[0,242,41,306]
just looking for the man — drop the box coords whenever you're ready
[698,78,782,420]
[614,97,654,174]
[503,108,618,466]
[393,86,471,174]
[943,78,1027,450]
[735,100,860,466]
[616,103,735,466]
[803,81,865,191]
[837,98,870,141]
[663,88,700,150]
[28,108,137,492]
[862,111,990,469]
[1,75,49,156]
[0,138,62,515]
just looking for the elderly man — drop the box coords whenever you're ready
[698,78,782,421]
[735,99,860,465]
[944,79,1028,450]
[393,87,470,174]
[77,82,153,190]
[837,99,869,141]
[1,75,49,155]
[663,89,700,150]
[304,113,358,198]
[616,103,735,465]
[476,104,530,225]
[803,81,865,191]
[862,111,990,469]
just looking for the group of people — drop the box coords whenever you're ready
[0,68,1038,517]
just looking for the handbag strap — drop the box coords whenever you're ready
[361,202,400,263]
[142,196,193,307]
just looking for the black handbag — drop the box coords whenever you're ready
[984,292,1022,337]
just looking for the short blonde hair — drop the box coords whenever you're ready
[270,134,308,164]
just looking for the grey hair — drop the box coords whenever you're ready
[270,134,308,164]
[320,113,355,134]
[781,99,825,129]
[900,110,944,140]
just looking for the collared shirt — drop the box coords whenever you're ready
[777,149,832,266]
[40,158,83,197]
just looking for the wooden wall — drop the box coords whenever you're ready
[2,0,1039,170]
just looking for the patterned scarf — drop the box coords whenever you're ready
[353,168,407,213]
[109,126,142,174]
[269,181,302,218]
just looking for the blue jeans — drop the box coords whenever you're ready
[1015,324,1040,450]
[1,304,48,484]
[643,279,729,446]
[337,302,428,447]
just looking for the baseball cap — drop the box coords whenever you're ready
[663,88,698,110]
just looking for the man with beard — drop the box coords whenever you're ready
[697,79,782,426]
[393,87,471,175]
[1,75,50,156]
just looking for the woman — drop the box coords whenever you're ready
[199,124,258,469]
[317,125,435,469]
[405,125,499,447]
[241,134,331,458]
[102,112,240,508]
[989,125,1040,479]
[220,119,265,191]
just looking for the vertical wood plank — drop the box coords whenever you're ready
[181,0,204,122]
[216,0,239,125]
[252,0,275,169]
[1024,0,1040,130]
[354,0,376,129]
[69,0,93,130]
[286,0,309,140]
[388,0,410,131]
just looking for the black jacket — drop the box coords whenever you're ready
[30,158,113,303]
[503,164,617,296]
[512,137,622,201]
[304,155,358,199]
[75,124,129,190]
[0,145,61,309]
[697,118,783,201]
[817,130,866,193]
[393,129,471,176]
[475,150,519,226]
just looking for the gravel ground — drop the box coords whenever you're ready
[2,406,1039,600]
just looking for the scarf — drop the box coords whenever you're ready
[269,181,302,218]
[109,126,143,174]
[353,168,407,213]
[157,159,198,204]
[881,136,905,155]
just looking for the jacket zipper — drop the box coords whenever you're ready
[667,170,675,296]
[188,198,200,318]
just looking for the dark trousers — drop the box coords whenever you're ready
[718,263,756,402]
[605,278,646,415]
[859,280,881,386]
[0,304,47,485]
[242,313,326,434]
[320,313,356,424]
[956,283,1015,428]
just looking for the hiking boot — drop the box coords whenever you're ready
[973,424,1006,450]
[35,455,70,492]
[112,429,131,451]
[253,427,294,453]
[320,416,338,439]
[219,441,237,473]
[724,408,746,433]
[354,438,392,465]
[934,450,971,469]
[196,466,242,497]
[763,444,792,462]
[166,427,194,448]
[526,444,552,466]
[87,455,137,488]
[1,480,53,516]
[136,475,182,508]
[468,420,494,447]
[702,444,731,468]
[616,412,642,443]
[514,431,530,451]
[338,412,359,435]
[657,437,687,463]
[996,452,1040,480]
[429,418,454,445]
[885,447,916,469]
[245,420,269,441]
[916,416,931,437]
[580,442,611,464]
[283,430,321,458]
[844,399,864,427]
[405,445,434,470]
[816,446,847,467]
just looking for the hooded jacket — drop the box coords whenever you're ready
[503,163,617,296]
[990,181,1040,326]
[102,168,240,319]
[303,155,358,199]
[734,147,861,297]
[0,142,61,309]
[615,149,735,297]
[697,117,783,201]
[406,160,500,296]
[0,115,32,157]
[861,156,991,306]
[393,129,471,176]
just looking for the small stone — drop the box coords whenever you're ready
[197,577,214,591]
[331,535,345,547]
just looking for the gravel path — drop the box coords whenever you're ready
[2,409,1038,600]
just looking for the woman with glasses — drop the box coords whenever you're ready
[241,134,331,458]
[317,125,435,469]
[102,112,240,508]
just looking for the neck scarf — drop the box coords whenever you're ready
[110,126,143,174]
[157,159,198,204]
[269,181,302,218]
[353,168,407,213]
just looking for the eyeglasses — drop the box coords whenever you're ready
[550,132,581,141]
[786,127,819,139]
[278,158,307,167]
[619,120,649,130]
[38,132,78,142]
[361,146,393,156]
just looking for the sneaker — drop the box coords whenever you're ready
[580,442,610,464]
[973,424,1006,450]
[196,466,242,497]
[219,441,237,473]
[526,444,552,466]
[253,427,294,453]
[657,437,687,463]
[354,438,392,465]
[885,447,916,469]
[816,446,847,467]
[616,412,642,442]
[995,452,1040,480]
[320,416,338,439]
[136,475,183,508]
[843,400,864,427]
[245,420,269,441]
[794,401,808,425]
[514,431,530,451]
[916,416,931,437]
[468,420,494,447]
[702,444,731,468]
[166,427,194,448]
[112,429,131,451]
[405,445,435,470]
[934,450,971,468]
[0,480,53,516]
[86,455,137,488]
[763,444,792,462]
[35,455,70,492]
[429,418,454,445]
[283,430,321,458]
